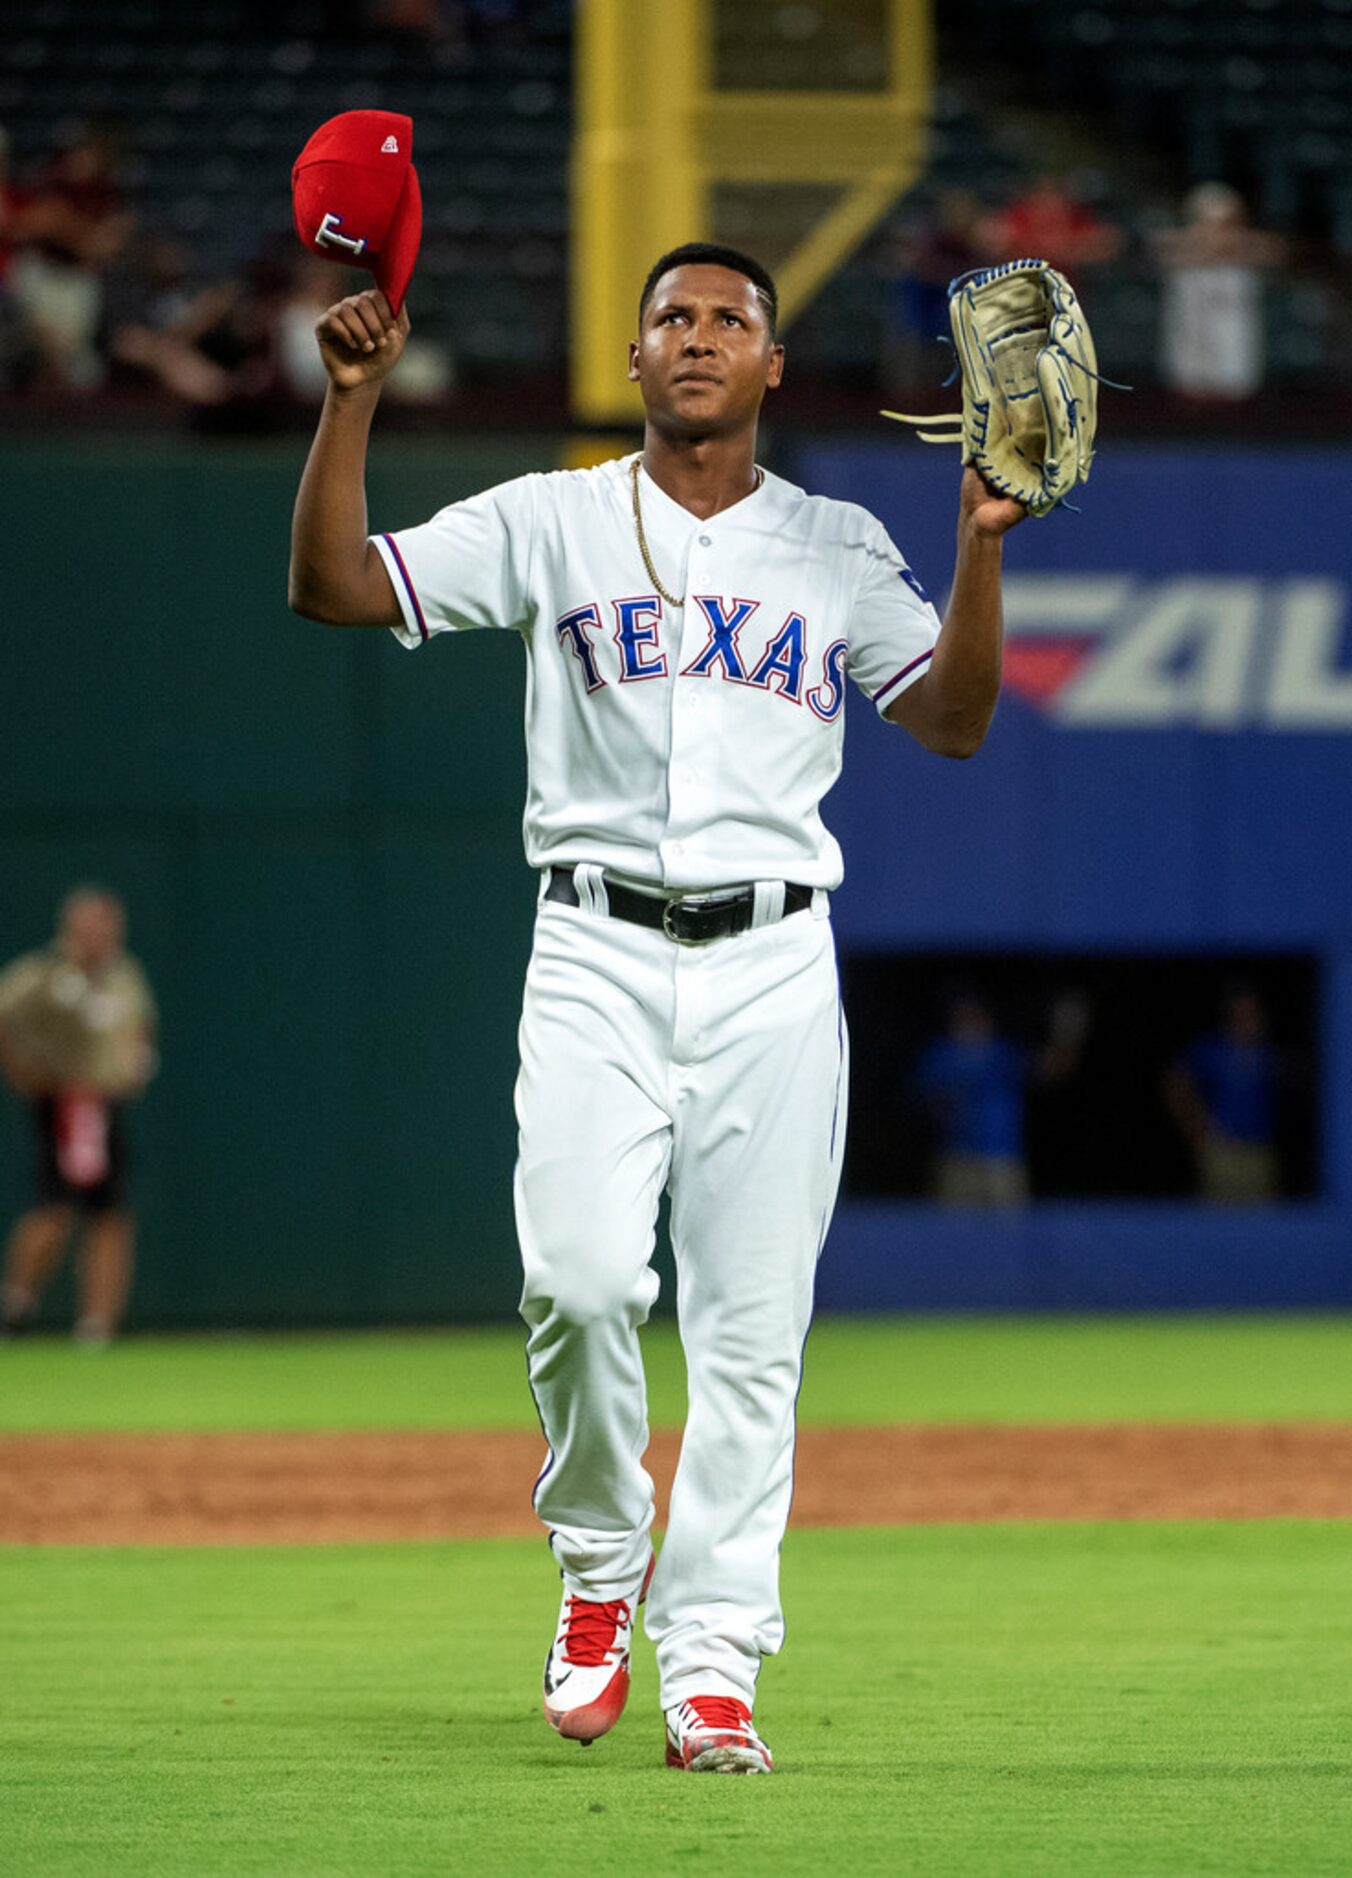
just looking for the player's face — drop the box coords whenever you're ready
[629,265,784,434]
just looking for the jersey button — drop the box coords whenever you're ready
[698,534,712,547]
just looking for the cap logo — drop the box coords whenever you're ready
[381,135,400,153]
[314,212,368,257]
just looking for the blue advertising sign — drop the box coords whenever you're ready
[793,444,1352,948]
[790,443,1352,1309]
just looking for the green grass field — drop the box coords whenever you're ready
[4,1317,1352,1876]
[3,1314,1351,1432]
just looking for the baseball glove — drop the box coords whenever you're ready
[883,258,1103,517]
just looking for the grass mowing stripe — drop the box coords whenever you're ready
[2,1522,1350,1876]
[2,1315,1351,1434]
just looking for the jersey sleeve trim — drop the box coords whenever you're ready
[378,532,429,644]
[872,646,934,708]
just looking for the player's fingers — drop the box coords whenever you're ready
[365,288,396,328]
[320,299,382,355]
[339,289,402,350]
[316,309,367,355]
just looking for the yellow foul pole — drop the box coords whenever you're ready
[571,1,932,430]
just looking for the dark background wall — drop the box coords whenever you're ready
[3,438,1351,1323]
[1,437,542,1324]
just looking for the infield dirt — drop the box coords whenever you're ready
[3,1422,1350,1544]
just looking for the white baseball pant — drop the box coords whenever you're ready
[515,875,847,1711]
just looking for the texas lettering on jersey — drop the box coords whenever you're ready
[370,457,940,886]
[553,594,847,721]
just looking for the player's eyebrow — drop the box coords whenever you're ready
[651,299,755,321]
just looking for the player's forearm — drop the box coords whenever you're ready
[288,383,392,624]
[894,524,1005,757]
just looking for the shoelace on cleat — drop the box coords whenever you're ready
[559,1595,631,1667]
[683,1696,753,1735]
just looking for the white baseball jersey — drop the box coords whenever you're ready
[369,447,942,1719]
[372,452,939,890]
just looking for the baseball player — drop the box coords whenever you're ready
[289,241,1022,1773]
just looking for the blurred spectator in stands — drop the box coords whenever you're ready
[111,239,273,409]
[914,992,1028,1206]
[0,125,38,388]
[1164,983,1279,1204]
[107,234,198,335]
[0,888,157,1345]
[882,189,982,395]
[111,243,290,427]
[108,236,238,406]
[980,171,1121,274]
[7,118,133,390]
[1154,183,1286,401]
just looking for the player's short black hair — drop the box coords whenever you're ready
[638,243,779,339]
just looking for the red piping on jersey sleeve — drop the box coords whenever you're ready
[872,646,933,706]
[380,533,429,643]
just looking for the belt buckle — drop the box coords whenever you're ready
[662,897,716,946]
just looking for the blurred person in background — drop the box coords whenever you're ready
[0,889,157,1344]
[113,243,306,431]
[109,237,277,409]
[980,171,1121,274]
[881,188,982,396]
[914,990,1028,1206]
[6,118,134,390]
[1154,182,1285,401]
[1164,982,1279,1204]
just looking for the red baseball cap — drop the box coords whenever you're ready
[291,109,422,315]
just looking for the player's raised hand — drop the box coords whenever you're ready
[959,465,1027,540]
[315,288,410,391]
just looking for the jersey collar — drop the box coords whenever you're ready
[631,453,769,528]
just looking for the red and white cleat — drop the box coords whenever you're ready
[664,1696,773,1774]
[542,1554,655,1745]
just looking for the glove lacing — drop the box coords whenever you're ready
[881,255,1130,447]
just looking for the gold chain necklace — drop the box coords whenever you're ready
[629,458,763,610]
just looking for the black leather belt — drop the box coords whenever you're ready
[545,867,814,945]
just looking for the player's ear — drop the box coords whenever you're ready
[627,339,640,382]
[766,343,785,389]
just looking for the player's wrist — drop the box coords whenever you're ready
[957,514,1009,549]
[325,376,385,405]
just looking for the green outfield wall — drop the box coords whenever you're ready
[1,438,547,1325]
[10,438,1349,1328]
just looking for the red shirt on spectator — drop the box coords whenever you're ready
[982,176,1120,272]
